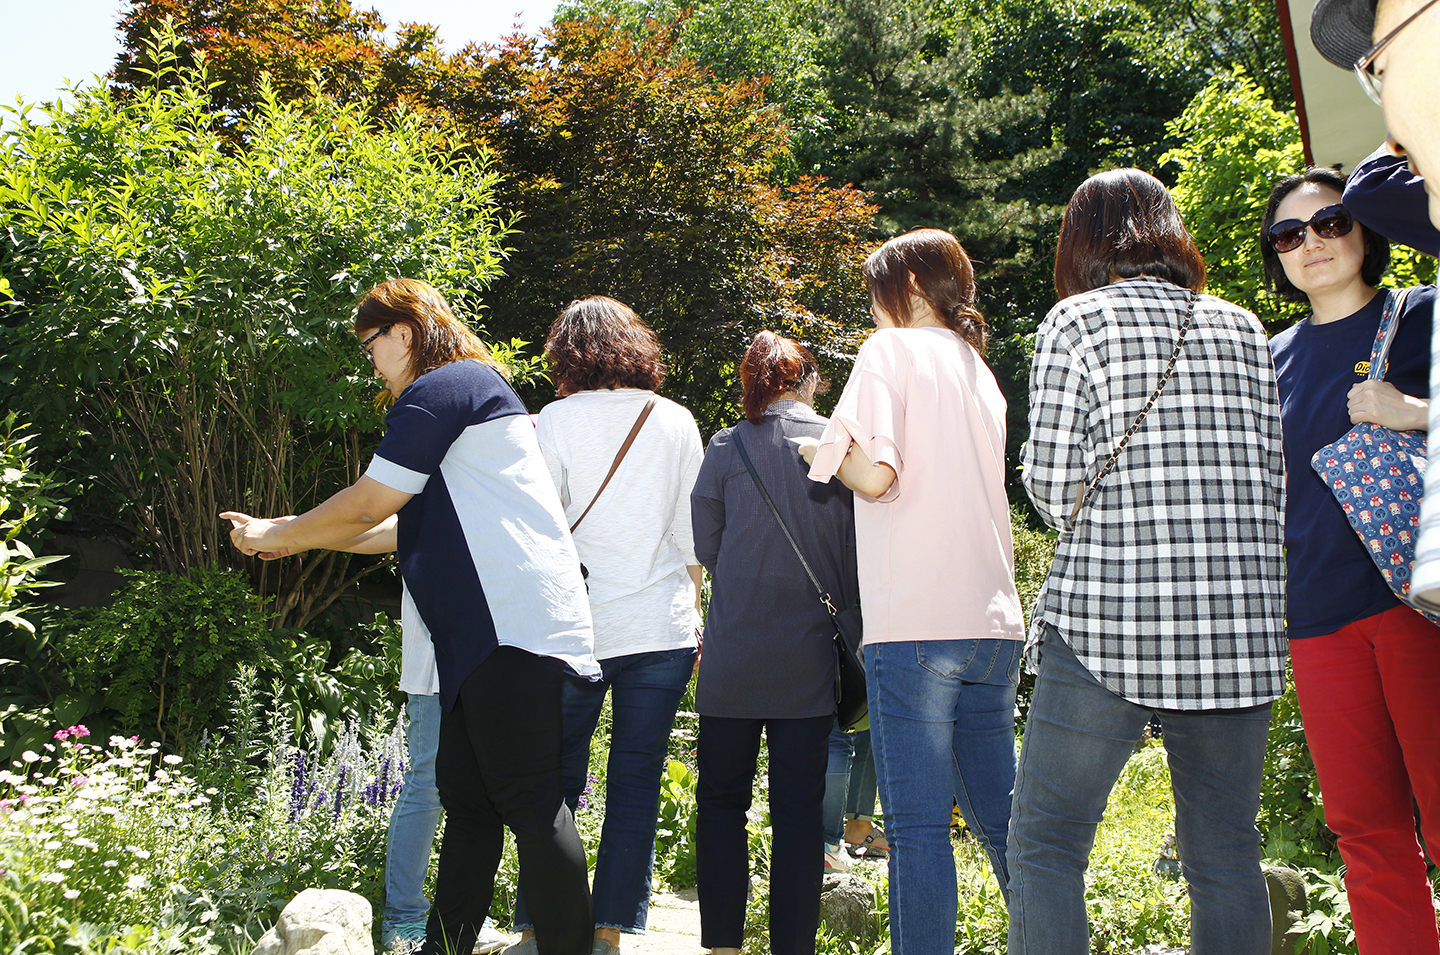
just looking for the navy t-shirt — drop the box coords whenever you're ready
[1270,285,1436,638]
[364,359,596,709]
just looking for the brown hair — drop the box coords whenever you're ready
[739,331,827,425]
[545,296,666,397]
[863,228,988,356]
[1260,168,1389,303]
[354,279,501,397]
[1053,168,1207,300]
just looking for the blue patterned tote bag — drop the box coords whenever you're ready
[1310,287,1439,620]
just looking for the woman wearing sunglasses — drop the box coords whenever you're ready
[1263,168,1440,955]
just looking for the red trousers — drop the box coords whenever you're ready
[1291,605,1440,955]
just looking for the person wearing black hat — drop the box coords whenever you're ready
[1310,0,1439,229]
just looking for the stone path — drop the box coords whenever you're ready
[629,889,702,955]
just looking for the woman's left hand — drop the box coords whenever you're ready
[791,436,820,465]
[1347,380,1429,431]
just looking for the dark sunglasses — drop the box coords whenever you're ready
[1266,204,1354,253]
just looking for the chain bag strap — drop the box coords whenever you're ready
[1068,290,1198,522]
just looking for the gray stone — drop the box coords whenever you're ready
[251,889,373,955]
[1264,865,1309,955]
[819,872,878,941]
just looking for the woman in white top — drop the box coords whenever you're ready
[513,295,704,955]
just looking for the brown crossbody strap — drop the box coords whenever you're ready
[570,396,658,533]
[1068,290,1197,522]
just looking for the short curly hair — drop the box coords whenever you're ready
[1260,168,1390,304]
[545,296,666,396]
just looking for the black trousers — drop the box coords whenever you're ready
[422,646,593,955]
[696,714,832,955]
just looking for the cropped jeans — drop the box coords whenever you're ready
[824,727,878,844]
[866,638,1022,955]
[1006,629,1273,955]
[382,692,444,936]
[515,646,697,934]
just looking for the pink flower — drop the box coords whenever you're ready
[72,777,87,788]
[54,730,69,741]
[70,725,90,739]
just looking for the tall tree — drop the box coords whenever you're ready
[112,0,450,126]
[445,18,877,431]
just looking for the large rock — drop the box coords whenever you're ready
[1264,866,1309,955]
[252,889,373,955]
[819,872,878,941]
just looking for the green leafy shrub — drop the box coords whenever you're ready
[1012,505,1057,725]
[1260,666,1336,868]
[0,28,514,631]
[61,569,271,753]
[0,414,67,635]
[0,415,75,765]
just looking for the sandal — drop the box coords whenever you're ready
[847,828,889,860]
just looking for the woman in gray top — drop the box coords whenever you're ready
[690,331,859,955]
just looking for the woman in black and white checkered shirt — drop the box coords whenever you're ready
[1008,168,1288,955]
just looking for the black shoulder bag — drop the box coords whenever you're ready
[733,432,867,731]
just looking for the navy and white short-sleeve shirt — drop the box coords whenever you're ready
[365,359,597,709]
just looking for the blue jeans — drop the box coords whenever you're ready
[1006,629,1273,955]
[866,639,1021,955]
[515,646,697,933]
[383,692,443,933]
[824,727,879,844]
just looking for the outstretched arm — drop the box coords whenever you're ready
[221,476,410,558]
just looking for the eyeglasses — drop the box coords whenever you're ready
[360,324,393,360]
[1266,204,1355,253]
[1354,0,1439,105]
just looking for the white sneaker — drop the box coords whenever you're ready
[473,918,507,955]
[823,841,851,873]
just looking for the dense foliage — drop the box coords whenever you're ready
[1166,71,1436,336]
[448,18,878,429]
[0,416,67,636]
[0,34,513,628]
[62,569,270,753]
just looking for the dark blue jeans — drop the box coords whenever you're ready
[515,646,696,934]
[1006,629,1273,955]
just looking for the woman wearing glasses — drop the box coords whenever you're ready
[224,278,599,955]
[1263,168,1440,955]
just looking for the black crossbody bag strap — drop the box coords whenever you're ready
[733,432,838,615]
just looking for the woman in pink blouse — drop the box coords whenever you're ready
[798,228,1024,955]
